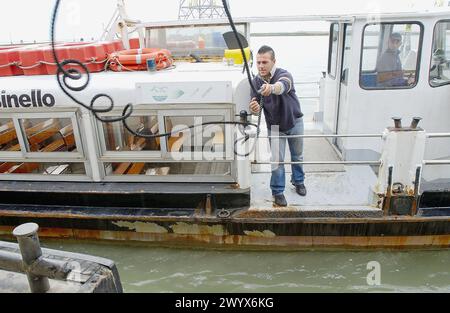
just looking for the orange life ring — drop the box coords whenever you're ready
[109,48,173,70]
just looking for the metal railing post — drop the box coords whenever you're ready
[13,223,50,293]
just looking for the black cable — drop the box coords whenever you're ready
[50,0,263,154]
[222,0,265,157]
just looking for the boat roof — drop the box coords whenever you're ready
[0,62,250,109]
[139,10,450,27]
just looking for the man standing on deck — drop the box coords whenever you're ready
[249,45,306,207]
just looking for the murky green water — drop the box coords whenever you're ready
[41,241,450,293]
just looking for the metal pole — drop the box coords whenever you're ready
[260,134,383,139]
[252,161,381,166]
[13,223,50,293]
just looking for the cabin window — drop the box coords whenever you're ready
[19,117,78,153]
[430,20,450,87]
[0,162,86,176]
[0,112,88,179]
[146,24,247,59]
[328,23,339,79]
[163,115,226,158]
[98,108,234,181]
[101,115,160,152]
[360,23,423,90]
[0,119,19,152]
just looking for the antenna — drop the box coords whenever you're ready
[178,0,230,20]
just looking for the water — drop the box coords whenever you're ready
[41,241,450,293]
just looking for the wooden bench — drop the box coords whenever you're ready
[114,137,147,175]
[0,121,18,146]
[26,119,61,151]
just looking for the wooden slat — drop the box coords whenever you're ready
[127,163,145,175]
[0,121,14,134]
[0,127,17,146]
[114,163,132,175]
[27,119,61,148]
[0,162,16,173]
[41,138,67,152]
[59,125,76,150]
[116,137,147,175]
[7,163,39,174]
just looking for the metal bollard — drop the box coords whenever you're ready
[392,117,402,129]
[410,117,422,129]
[13,223,50,293]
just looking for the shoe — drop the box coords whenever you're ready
[295,184,307,197]
[274,194,288,207]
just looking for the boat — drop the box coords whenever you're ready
[0,1,449,250]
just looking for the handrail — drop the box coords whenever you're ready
[258,134,383,139]
[427,133,450,138]
[252,161,381,166]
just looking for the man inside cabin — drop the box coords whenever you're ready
[376,32,414,87]
[249,45,306,207]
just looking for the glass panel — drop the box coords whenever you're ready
[0,162,86,175]
[361,23,421,89]
[20,118,77,153]
[0,119,20,152]
[147,24,246,59]
[102,115,160,152]
[328,23,339,79]
[105,162,231,176]
[164,115,226,157]
[430,21,450,87]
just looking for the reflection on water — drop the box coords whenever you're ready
[42,241,450,293]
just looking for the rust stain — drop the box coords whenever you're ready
[3,227,447,250]
[170,222,228,236]
[112,221,168,234]
[243,230,276,238]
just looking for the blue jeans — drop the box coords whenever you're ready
[268,118,305,196]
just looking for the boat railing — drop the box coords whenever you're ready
[252,131,450,167]
[424,133,450,165]
[252,132,383,166]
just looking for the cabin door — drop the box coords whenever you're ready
[335,23,353,152]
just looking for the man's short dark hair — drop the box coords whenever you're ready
[258,45,276,60]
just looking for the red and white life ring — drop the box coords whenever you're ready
[108,48,173,72]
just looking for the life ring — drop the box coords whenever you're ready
[108,48,173,71]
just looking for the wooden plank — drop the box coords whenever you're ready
[114,163,132,175]
[0,128,17,146]
[27,120,61,151]
[7,163,39,174]
[59,125,76,150]
[0,162,16,173]
[41,138,67,152]
[127,163,145,175]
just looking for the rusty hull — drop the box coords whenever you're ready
[0,209,449,250]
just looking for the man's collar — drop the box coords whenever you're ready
[259,66,277,82]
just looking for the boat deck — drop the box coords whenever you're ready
[246,115,382,217]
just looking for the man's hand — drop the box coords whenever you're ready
[260,83,272,97]
[249,98,261,114]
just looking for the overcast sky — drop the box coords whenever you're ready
[0,0,444,43]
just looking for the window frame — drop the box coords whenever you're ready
[359,21,424,91]
[328,23,340,80]
[0,111,85,160]
[0,110,90,181]
[97,105,236,183]
[429,19,450,88]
